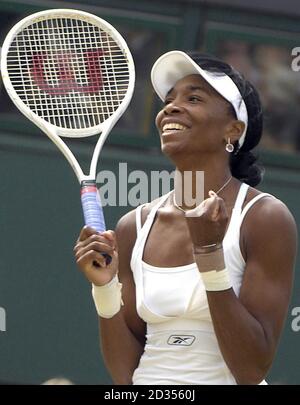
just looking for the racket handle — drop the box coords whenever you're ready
[80,180,112,266]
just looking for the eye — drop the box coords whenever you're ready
[189,95,202,103]
[164,98,173,106]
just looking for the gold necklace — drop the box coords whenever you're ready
[173,175,233,212]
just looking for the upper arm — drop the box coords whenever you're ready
[115,210,146,344]
[240,198,298,354]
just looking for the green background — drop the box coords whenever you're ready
[0,0,299,385]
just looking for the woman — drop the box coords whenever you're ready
[74,51,297,385]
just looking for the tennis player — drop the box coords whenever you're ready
[74,51,298,384]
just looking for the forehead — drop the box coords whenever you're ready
[167,74,217,96]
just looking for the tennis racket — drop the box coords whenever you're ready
[1,9,135,264]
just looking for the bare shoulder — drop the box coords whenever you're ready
[116,198,159,235]
[244,187,297,231]
[115,194,167,255]
[117,193,170,235]
[242,187,298,259]
[115,208,137,238]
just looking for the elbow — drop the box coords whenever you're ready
[104,360,134,385]
[232,338,275,384]
[113,375,133,385]
[236,373,267,385]
[234,359,272,385]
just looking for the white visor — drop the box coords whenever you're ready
[151,50,248,148]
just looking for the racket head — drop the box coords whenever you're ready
[1,9,135,138]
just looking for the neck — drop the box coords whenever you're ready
[173,166,233,210]
[169,150,233,209]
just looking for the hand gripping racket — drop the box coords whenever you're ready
[1,9,135,264]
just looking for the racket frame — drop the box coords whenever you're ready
[1,8,135,183]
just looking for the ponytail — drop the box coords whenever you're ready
[230,150,264,187]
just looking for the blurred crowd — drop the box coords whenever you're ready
[217,41,300,154]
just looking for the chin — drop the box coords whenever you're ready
[161,142,187,160]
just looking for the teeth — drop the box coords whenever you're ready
[162,123,187,131]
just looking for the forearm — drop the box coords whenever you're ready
[194,249,272,384]
[206,289,271,384]
[99,311,144,384]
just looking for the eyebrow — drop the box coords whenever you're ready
[166,84,211,97]
[188,85,209,92]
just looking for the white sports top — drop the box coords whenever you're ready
[130,183,273,385]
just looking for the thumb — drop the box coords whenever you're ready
[209,191,227,221]
[208,191,220,220]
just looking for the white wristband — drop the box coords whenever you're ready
[92,275,124,319]
[200,268,232,291]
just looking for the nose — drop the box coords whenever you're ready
[163,101,182,115]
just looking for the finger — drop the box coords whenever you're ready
[100,230,117,248]
[76,249,107,269]
[78,226,99,242]
[216,197,228,219]
[208,190,217,198]
[208,191,229,220]
[210,198,228,222]
[204,192,220,218]
[87,233,115,248]
[75,241,115,260]
[102,230,115,239]
[75,233,115,251]
[185,192,220,218]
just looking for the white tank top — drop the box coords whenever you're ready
[130,183,273,385]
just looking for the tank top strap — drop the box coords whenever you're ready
[135,191,173,236]
[240,192,275,223]
[131,191,173,277]
[135,204,144,234]
[233,183,249,213]
[223,183,249,242]
[149,191,173,218]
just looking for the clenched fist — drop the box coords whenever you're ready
[185,191,229,249]
[74,226,118,286]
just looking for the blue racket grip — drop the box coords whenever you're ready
[80,180,112,266]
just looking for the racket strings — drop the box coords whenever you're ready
[6,17,130,130]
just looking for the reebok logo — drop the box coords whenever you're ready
[167,335,195,346]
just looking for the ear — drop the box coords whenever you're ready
[223,120,246,145]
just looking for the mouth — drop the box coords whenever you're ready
[162,122,188,135]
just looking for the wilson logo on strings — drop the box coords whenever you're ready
[31,49,104,95]
[167,335,195,346]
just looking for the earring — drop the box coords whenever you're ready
[225,138,234,153]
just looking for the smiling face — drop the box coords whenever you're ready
[155,74,243,167]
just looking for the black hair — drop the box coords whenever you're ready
[188,52,264,187]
